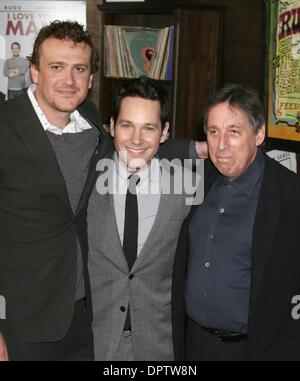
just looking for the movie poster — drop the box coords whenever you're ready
[267,0,300,142]
[0,0,86,101]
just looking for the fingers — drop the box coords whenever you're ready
[0,332,9,361]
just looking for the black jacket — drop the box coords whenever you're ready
[0,93,105,343]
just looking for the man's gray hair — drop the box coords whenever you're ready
[203,83,265,134]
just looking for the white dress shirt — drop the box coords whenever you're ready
[27,84,93,135]
[113,156,162,256]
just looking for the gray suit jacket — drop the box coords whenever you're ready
[87,154,192,360]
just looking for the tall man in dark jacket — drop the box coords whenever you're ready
[172,84,300,361]
[0,20,105,361]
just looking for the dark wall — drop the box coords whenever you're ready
[187,0,265,94]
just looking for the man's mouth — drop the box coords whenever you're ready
[57,89,77,97]
[216,156,233,162]
[126,147,147,154]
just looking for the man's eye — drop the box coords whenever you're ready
[208,129,217,135]
[230,129,240,135]
[75,67,86,73]
[144,126,155,131]
[51,65,62,71]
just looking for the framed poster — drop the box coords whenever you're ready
[0,1,86,101]
[267,0,300,142]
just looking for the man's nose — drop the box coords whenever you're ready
[63,69,75,85]
[217,133,229,151]
[131,128,143,145]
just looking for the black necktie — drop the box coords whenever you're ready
[123,175,139,331]
[123,175,140,270]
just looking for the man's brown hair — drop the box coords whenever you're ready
[29,20,99,73]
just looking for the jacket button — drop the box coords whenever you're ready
[129,274,134,280]
[120,306,126,312]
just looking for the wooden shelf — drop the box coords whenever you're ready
[97,1,224,139]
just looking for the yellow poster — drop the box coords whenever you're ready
[268,0,300,141]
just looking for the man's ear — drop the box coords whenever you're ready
[110,117,115,137]
[30,64,38,84]
[88,74,93,89]
[160,122,170,143]
[256,124,265,147]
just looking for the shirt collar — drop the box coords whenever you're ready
[221,148,265,197]
[27,84,92,135]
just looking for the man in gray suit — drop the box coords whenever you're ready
[85,76,201,360]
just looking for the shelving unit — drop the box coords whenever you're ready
[97,1,223,139]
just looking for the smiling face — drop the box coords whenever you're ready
[206,101,265,181]
[30,38,93,128]
[110,96,169,173]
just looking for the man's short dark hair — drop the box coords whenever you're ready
[29,20,99,73]
[112,75,169,126]
[203,83,265,134]
[11,42,20,49]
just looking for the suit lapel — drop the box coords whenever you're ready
[248,157,281,325]
[15,94,73,215]
[76,134,113,215]
[86,142,129,271]
[133,191,177,271]
[132,161,188,271]
[102,191,129,272]
[78,98,105,138]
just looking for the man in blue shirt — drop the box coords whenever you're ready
[172,83,300,361]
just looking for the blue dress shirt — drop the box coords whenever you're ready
[185,149,265,333]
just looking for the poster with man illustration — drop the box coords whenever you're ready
[0,0,86,102]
